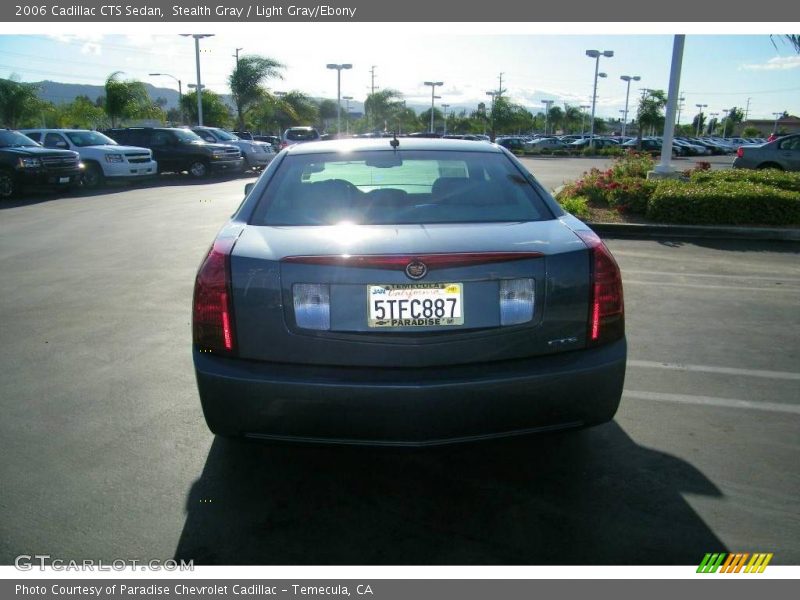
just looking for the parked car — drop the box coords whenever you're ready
[621,137,683,157]
[21,128,156,189]
[0,129,82,198]
[495,137,528,152]
[192,138,626,444]
[568,138,619,150]
[191,126,275,171]
[252,135,281,151]
[104,127,243,179]
[733,134,800,171]
[528,137,568,151]
[280,126,321,149]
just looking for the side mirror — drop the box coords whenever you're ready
[244,183,255,197]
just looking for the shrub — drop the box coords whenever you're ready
[605,178,657,215]
[571,168,612,204]
[599,146,625,157]
[553,149,570,157]
[539,147,552,155]
[581,147,596,157]
[647,180,800,225]
[611,152,654,179]
[689,168,800,193]
[556,195,590,218]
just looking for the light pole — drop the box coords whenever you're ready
[585,49,614,148]
[620,75,640,138]
[180,34,214,126]
[441,103,450,136]
[233,47,243,67]
[327,63,352,137]
[541,99,554,135]
[342,96,353,135]
[424,81,444,134]
[486,91,498,138]
[695,103,707,136]
[721,108,730,139]
[709,112,719,136]
[580,104,590,136]
[149,72,183,125]
[772,111,783,134]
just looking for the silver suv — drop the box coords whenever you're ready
[280,127,321,150]
[191,127,275,171]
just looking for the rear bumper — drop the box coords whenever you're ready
[193,339,627,446]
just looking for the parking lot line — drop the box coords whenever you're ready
[622,269,800,283]
[623,390,800,415]
[628,360,800,381]
[623,280,799,293]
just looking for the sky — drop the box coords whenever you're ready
[1,29,799,122]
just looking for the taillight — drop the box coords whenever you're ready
[574,230,624,347]
[193,234,240,355]
[279,141,289,150]
[736,147,744,158]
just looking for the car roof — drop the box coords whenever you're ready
[284,138,506,155]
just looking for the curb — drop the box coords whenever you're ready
[587,222,800,242]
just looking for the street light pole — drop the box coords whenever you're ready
[342,96,353,135]
[580,104,590,136]
[695,103,707,136]
[721,108,730,139]
[709,112,719,136]
[620,75,640,138]
[441,103,450,135]
[149,73,183,125]
[424,81,444,134]
[327,63,353,137]
[585,49,614,149]
[541,99,553,135]
[180,34,214,126]
[772,111,783,134]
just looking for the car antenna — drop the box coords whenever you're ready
[390,131,399,149]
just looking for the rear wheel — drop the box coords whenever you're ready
[0,169,15,199]
[188,160,210,179]
[82,163,105,189]
[757,162,783,171]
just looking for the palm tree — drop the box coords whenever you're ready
[104,72,161,127]
[0,77,43,128]
[228,55,284,131]
[364,89,404,132]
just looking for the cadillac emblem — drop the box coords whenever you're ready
[405,260,428,280]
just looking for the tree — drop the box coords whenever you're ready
[741,125,761,138]
[318,99,339,131]
[51,95,107,129]
[104,72,163,127]
[637,90,667,137]
[364,89,405,132]
[546,106,564,134]
[272,91,318,131]
[0,77,44,128]
[563,105,584,134]
[418,107,444,132]
[180,90,232,128]
[228,55,284,131]
[692,112,706,136]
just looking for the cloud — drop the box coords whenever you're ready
[741,55,800,71]
[81,43,101,56]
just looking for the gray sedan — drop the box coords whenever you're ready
[192,138,626,445]
[733,134,800,171]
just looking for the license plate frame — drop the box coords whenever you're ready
[367,283,464,328]
[58,177,70,184]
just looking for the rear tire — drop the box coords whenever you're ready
[82,163,105,189]
[188,160,210,179]
[0,169,15,199]
[757,162,783,171]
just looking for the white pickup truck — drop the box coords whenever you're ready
[21,129,157,188]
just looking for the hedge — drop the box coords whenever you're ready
[647,180,800,225]
[690,168,800,193]
[556,195,590,218]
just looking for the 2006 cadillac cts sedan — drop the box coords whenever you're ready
[192,138,626,445]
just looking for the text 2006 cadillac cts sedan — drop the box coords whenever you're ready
[192,138,626,445]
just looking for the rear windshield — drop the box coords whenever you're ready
[286,129,319,141]
[251,150,552,226]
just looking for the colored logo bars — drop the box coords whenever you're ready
[697,552,773,573]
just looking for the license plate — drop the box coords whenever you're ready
[368,283,463,328]
[59,177,70,184]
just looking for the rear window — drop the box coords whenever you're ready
[251,150,552,226]
[286,129,320,142]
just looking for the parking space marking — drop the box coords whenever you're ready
[623,390,800,415]
[623,280,799,293]
[622,269,800,283]
[628,360,800,381]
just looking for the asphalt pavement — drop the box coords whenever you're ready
[0,166,796,566]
